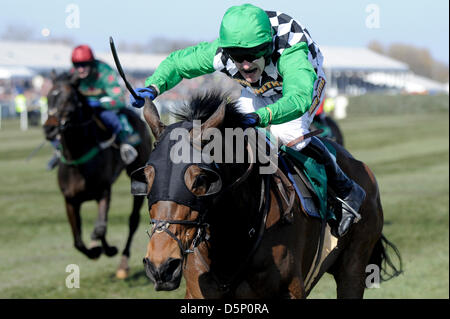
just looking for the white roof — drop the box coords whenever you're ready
[0,41,73,70]
[321,46,409,72]
[1,40,409,74]
[96,52,167,73]
[0,65,35,79]
[365,71,447,93]
[0,40,166,73]
[401,73,447,93]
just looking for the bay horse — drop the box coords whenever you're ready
[311,114,344,146]
[136,91,401,298]
[43,72,152,278]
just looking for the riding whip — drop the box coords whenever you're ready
[25,140,47,162]
[109,36,139,100]
[286,129,324,148]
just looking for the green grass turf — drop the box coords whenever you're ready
[0,102,448,299]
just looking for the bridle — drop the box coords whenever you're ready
[45,84,115,166]
[47,85,93,134]
[146,143,256,262]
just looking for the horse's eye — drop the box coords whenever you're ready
[184,165,222,197]
[192,175,211,195]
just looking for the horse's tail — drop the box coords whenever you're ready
[369,234,403,282]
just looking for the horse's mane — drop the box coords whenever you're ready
[172,90,246,129]
[53,71,73,83]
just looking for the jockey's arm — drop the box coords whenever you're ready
[144,40,219,94]
[255,42,317,127]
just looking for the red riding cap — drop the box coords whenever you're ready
[71,45,95,64]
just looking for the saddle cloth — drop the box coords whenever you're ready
[118,111,141,146]
[278,140,337,221]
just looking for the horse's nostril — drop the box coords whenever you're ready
[143,258,148,265]
[160,258,182,282]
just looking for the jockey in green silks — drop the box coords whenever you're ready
[130,4,365,237]
[47,45,138,169]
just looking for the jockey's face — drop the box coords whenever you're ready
[73,62,92,79]
[235,56,265,84]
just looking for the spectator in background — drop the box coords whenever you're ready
[14,87,26,116]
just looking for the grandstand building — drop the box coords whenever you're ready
[1,40,448,96]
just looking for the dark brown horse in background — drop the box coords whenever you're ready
[136,92,401,298]
[43,72,151,278]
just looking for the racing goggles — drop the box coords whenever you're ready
[73,61,93,68]
[223,42,272,63]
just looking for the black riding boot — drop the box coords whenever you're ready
[300,137,366,237]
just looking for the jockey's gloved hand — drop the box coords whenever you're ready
[241,112,260,128]
[87,98,102,108]
[130,86,158,108]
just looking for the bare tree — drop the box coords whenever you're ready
[368,41,449,83]
[388,44,434,78]
[44,36,76,46]
[1,25,36,41]
[146,37,199,53]
[368,40,384,55]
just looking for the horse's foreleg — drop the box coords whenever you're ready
[65,200,84,250]
[331,240,375,299]
[116,195,144,279]
[65,199,102,259]
[287,275,306,299]
[92,192,118,257]
[91,192,110,240]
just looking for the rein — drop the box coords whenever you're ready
[58,133,116,166]
[47,83,115,166]
[209,173,272,294]
[54,106,115,166]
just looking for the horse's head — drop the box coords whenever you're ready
[135,92,248,291]
[43,71,85,140]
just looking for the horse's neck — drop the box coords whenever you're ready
[208,168,264,260]
[60,109,97,161]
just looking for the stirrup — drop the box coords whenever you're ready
[335,197,362,223]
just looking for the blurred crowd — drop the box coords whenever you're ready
[0,70,241,126]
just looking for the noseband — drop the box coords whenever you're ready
[147,216,210,257]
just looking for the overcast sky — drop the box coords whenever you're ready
[0,0,448,63]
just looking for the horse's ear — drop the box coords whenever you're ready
[69,71,81,88]
[190,99,226,143]
[50,69,57,83]
[143,97,166,140]
[201,99,226,131]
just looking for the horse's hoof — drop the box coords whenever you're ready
[104,246,118,257]
[87,246,103,259]
[116,255,130,279]
[116,268,129,279]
